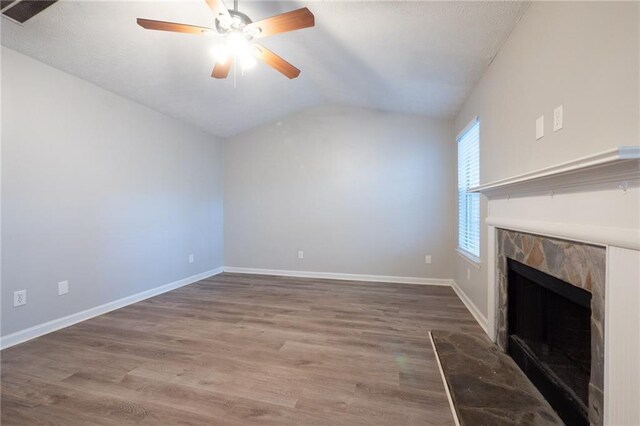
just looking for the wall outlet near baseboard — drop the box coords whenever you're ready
[189,254,194,264]
[297,250,304,260]
[424,255,432,264]
[58,280,69,296]
[13,290,27,307]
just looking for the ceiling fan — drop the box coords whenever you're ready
[136,0,314,80]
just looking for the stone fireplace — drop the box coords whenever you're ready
[468,147,640,424]
[496,229,605,425]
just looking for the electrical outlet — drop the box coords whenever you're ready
[553,105,563,132]
[536,116,544,140]
[424,255,432,265]
[189,254,194,264]
[297,250,304,260]
[467,268,471,280]
[58,280,69,296]
[13,290,26,307]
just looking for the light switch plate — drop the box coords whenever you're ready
[424,255,432,265]
[297,250,304,259]
[188,254,194,264]
[58,280,69,296]
[553,105,563,132]
[536,116,544,140]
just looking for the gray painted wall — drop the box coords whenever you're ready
[453,2,640,318]
[224,105,455,279]
[1,47,224,336]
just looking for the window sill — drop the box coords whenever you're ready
[456,248,481,269]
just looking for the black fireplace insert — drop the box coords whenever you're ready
[507,258,591,426]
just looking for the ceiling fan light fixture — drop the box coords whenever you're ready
[211,44,231,64]
[226,31,248,53]
[232,15,244,26]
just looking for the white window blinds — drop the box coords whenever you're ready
[457,119,480,260]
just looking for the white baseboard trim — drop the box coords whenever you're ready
[223,266,454,286]
[0,267,224,350]
[451,280,489,335]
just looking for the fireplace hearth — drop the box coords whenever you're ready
[507,258,591,425]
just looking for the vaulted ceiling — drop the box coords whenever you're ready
[1,0,528,137]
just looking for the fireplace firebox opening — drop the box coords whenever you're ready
[507,258,591,426]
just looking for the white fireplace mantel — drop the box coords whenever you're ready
[476,146,640,425]
[469,146,640,198]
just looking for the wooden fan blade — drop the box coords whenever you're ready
[253,44,301,79]
[212,61,231,79]
[205,0,231,20]
[137,18,213,35]
[245,7,314,39]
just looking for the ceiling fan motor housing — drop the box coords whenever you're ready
[216,9,258,38]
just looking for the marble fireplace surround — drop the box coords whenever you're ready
[495,229,606,426]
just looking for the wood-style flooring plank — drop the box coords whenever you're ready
[1,273,483,425]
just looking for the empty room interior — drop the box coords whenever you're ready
[1,0,639,425]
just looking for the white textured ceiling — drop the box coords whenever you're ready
[1,0,528,137]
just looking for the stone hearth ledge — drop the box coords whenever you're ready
[431,330,563,425]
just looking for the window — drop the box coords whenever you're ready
[457,118,480,262]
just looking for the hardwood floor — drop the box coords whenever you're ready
[1,273,482,425]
